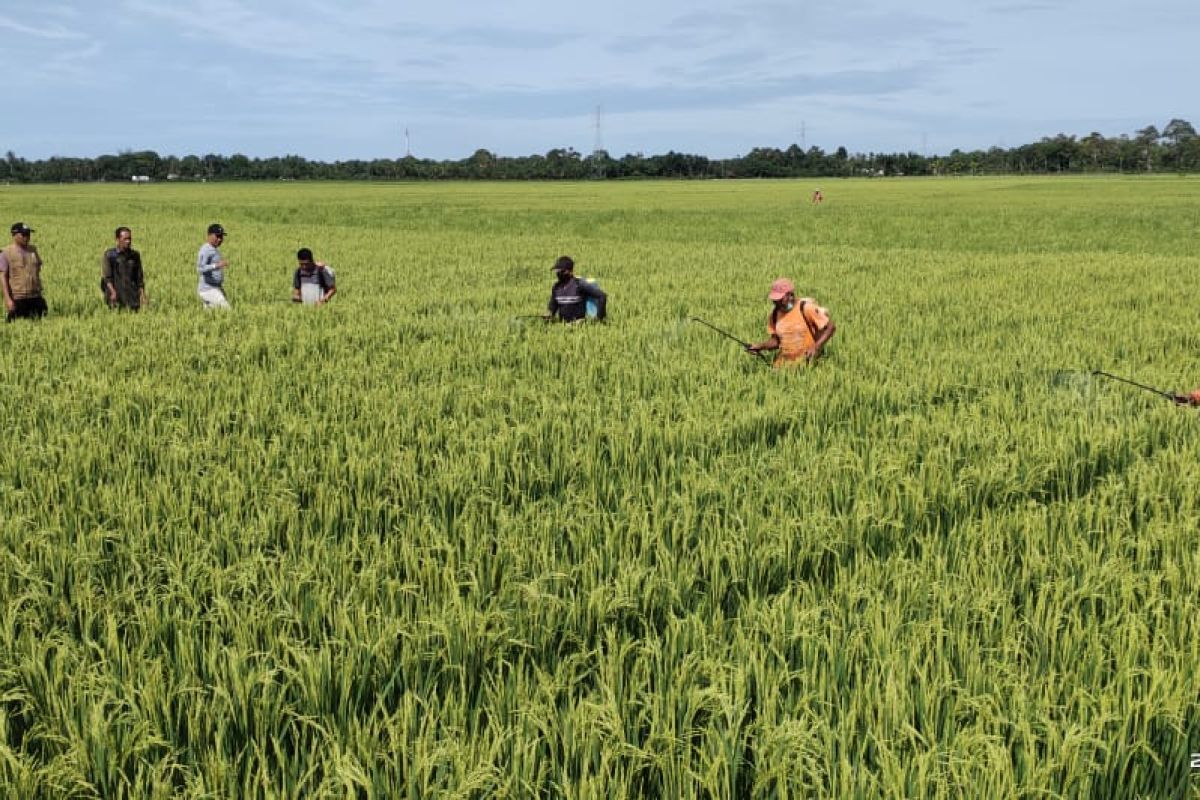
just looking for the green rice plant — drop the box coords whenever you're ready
[0,176,1198,798]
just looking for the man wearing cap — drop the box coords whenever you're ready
[748,278,836,366]
[545,255,606,323]
[0,222,47,321]
[197,223,231,309]
[291,248,336,306]
[101,226,147,311]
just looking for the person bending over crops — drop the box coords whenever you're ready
[1,222,47,321]
[545,255,606,323]
[196,223,231,309]
[292,248,336,306]
[747,278,835,367]
[101,227,147,311]
[1180,388,1200,406]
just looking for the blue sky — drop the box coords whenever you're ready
[6,0,1195,160]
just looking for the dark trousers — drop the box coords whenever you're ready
[101,279,140,311]
[6,296,48,321]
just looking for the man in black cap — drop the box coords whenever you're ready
[196,223,231,308]
[101,226,147,311]
[545,255,606,323]
[0,222,47,321]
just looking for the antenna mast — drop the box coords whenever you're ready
[591,104,605,178]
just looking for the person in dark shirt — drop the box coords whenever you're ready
[100,226,147,310]
[291,248,336,306]
[545,255,606,323]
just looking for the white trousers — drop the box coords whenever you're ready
[198,286,231,309]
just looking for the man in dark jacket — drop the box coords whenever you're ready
[546,255,606,322]
[101,226,147,310]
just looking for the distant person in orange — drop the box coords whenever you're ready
[1181,388,1200,406]
[747,278,835,366]
[811,187,823,204]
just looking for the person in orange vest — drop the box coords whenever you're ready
[747,278,835,366]
[0,222,47,321]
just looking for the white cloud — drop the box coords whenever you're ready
[0,16,84,40]
[4,0,1195,159]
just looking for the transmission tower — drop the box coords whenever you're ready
[591,105,606,179]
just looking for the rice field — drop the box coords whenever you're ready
[1,176,1198,798]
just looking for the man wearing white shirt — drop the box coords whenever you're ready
[196,223,231,309]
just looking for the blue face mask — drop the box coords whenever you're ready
[784,302,794,312]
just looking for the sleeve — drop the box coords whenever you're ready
[0,251,8,275]
[320,267,334,289]
[199,250,225,285]
[293,269,302,290]
[579,280,606,319]
[767,310,778,336]
[134,254,145,290]
[547,290,559,315]
[101,252,113,282]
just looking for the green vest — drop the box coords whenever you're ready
[3,243,42,299]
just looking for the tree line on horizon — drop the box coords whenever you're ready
[3,120,1196,183]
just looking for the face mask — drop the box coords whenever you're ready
[784,302,794,312]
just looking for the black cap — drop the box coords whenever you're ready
[10,222,33,235]
[207,223,226,236]
[296,247,313,261]
[552,255,574,271]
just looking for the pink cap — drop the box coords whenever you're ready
[767,278,794,301]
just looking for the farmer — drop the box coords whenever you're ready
[196,223,231,309]
[101,226,147,310]
[545,255,606,323]
[747,278,836,366]
[291,248,336,306]
[0,222,47,321]
[811,187,824,204]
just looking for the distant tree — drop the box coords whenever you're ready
[1079,132,1108,171]
[179,155,201,178]
[202,153,225,179]
[1161,119,1196,171]
[1182,137,1200,173]
[1112,135,1138,172]
[588,149,614,179]
[1039,134,1079,172]
[227,153,251,179]
[1135,126,1160,172]
[1161,118,1196,147]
